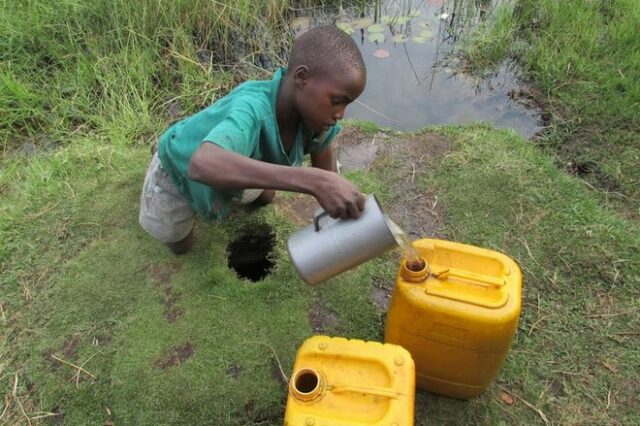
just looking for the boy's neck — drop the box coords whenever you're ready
[276,72,302,135]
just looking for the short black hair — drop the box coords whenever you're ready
[289,25,365,78]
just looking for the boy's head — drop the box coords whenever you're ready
[288,25,366,133]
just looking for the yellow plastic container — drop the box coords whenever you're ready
[384,239,522,399]
[284,336,415,426]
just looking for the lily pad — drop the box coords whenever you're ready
[352,17,373,29]
[384,15,410,25]
[368,32,386,43]
[391,34,410,43]
[418,21,431,29]
[336,22,353,34]
[373,49,390,59]
[412,36,429,44]
[367,23,386,33]
[419,29,434,39]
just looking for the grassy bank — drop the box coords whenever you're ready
[2,123,638,424]
[0,0,290,153]
[464,0,640,211]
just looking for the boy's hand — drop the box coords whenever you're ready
[312,171,365,220]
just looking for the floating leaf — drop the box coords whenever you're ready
[336,22,353,34]
[352,17,373,29]
[368,32,385,43]
[412,36,429,44]
[418,21,431,29]
[391,33,410,43]
[409,10,422,18]
[419,29,434,39]
[367,23,386,33]
[385,15,410,25]
[373,49,390,59]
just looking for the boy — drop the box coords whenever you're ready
[139,25,367,254]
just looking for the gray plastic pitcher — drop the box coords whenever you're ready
[287,194,398,285]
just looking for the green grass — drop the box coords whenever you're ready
[2,0,640,424]
[463,0,640,211]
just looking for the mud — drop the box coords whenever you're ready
[226,363,244,379]
[154,342,195,370]
[336,128,382,172]
[308,293,339,334]
[370,276,394,312]
[149,261,184,323]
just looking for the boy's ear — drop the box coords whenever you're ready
[293,65,310,87]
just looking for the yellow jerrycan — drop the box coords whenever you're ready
[284,336,415,426]
[385,239,522,399]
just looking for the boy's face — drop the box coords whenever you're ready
[294,67,366,133]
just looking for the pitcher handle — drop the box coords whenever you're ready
[313,211,330,232]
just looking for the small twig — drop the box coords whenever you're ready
[207,294,227,301]
[410,163,416,183]
[606,389,612,410]
[28,412,62,421]
[612,331,639,337]
[587,310,633,318]
[12,375,32,426]
[0,395,12,421]
[25,202,60,220]
[73,350,102,387]
[251,342,289,383]
[528,315,548,336]
[50,355,96,379]
[0,303,6,324]
[498,386,549,425]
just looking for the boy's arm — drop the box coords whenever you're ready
[188,143,364,219]
[310,144,337,173]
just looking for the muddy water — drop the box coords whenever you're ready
[292,0,541,138]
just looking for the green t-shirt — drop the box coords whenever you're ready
[157,68,341,221]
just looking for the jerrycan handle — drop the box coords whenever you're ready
[433,267,506,288]
[313,211,331,232]
[329,384,400,399]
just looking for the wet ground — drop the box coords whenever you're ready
[275,127,451,319]
[292,0,542,138]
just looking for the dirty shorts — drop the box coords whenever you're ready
[139,153,263,243]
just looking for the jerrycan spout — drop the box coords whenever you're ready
[401,257,430,283]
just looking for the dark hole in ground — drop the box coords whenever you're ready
[227,224,275,282]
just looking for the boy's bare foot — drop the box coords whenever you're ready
[247,189,275,209]
[166,229,194,255]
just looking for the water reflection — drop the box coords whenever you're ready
[291,0,542,138]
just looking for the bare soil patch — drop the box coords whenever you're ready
[375,132,450,239]
[154,342,195,370]
[308,293,339,334]
[226,362,244,379]
[336,127,382,172]
[275,128,452,324]
[149,261,184,323]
